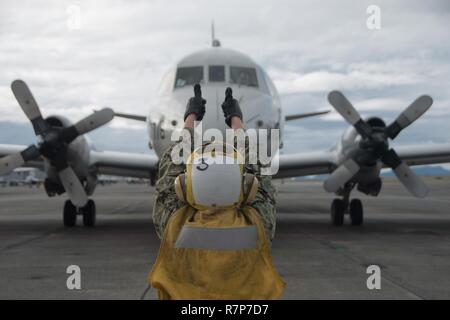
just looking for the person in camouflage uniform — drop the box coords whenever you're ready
[152,85,277,241]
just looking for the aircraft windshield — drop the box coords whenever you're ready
[209,65,225,82]
[230,66,258,87]
[175,66,203,88]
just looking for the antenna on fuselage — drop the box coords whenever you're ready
[211,21,221,47]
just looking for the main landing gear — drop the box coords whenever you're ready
[330,183,363,226]
[63,199,96,227]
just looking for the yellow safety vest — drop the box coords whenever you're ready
[148,206,285,300]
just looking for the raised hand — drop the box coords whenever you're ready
[221,87,243,127]
[184,83,206,121]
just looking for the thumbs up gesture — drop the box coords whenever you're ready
[221,87,243,127]
[184,83,206,121]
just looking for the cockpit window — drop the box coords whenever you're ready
[209,65,225,82]
[175,66,203,88]
[230,66,258,87]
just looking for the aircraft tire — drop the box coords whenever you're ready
[82,200,96,227]
[63,200,77,227]
[331,199,345,226]
[350,199,363,226]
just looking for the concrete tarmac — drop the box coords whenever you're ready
[0,179,449,299]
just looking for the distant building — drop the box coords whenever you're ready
[0,167,45,186]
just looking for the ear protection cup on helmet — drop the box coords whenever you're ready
[174,172,259,207]
[174,174,187,203]
[242,173,259,205]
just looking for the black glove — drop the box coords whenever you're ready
[221,87,243,127]
[184,83,206,121]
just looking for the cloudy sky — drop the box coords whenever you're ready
[0,0,449,155]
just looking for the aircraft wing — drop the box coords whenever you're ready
[275,150,337,178]
[388,143,450,167]
[4,143,450,181]
[0,144,159,180]
[89,149,159,179]
[275,143,450,179]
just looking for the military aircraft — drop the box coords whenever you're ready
[1,34,450,227]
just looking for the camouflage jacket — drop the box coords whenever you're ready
[152,132,277,241]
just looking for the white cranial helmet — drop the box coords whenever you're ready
[174,142,258,210]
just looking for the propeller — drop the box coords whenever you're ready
[0,80,114,207]
[323,158,360,194]
[325,91,433,198]
[11,79,50,136]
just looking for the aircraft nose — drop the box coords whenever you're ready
[201,89,227,132]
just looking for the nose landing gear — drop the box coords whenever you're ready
[63,199,96,227]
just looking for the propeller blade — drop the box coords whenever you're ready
[0,145,40,175]
[62,108,114,144]
[324,158,360,193]
[393,163,429,198]
[381,149,429,198]
[11,80,49,136]
[58,166,88,207]
[328,91,372,138]
[385,95,433,139]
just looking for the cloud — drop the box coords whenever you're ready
[270,62,421,94]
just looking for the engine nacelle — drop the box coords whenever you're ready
[334,117,387,192]
[42,116,96,196]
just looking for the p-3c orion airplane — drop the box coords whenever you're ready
[1,34,450,228]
